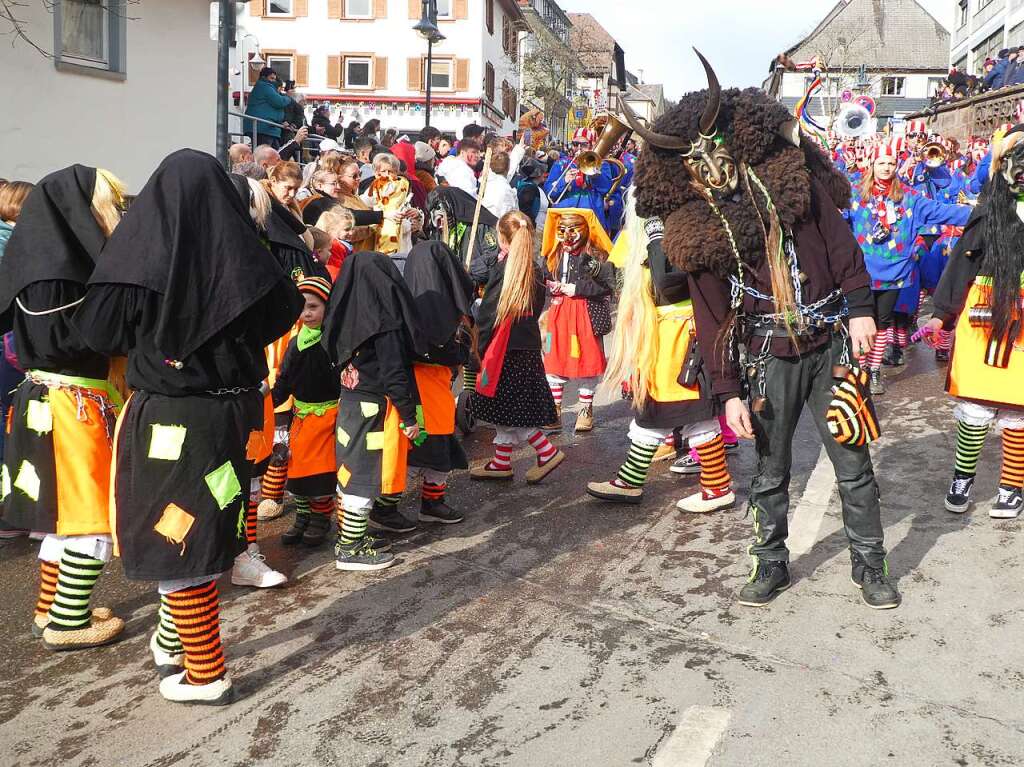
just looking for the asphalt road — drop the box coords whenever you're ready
[2,346,1024,766]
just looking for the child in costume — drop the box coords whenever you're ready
[365,154,413,256]
[373,240,476,532]
[323,251,425,570]
[927,126,1024,519]
[470,211,566,484]
[73,150,303,705]
[271,276,340,546]
[315,207,356,282]
[586,212,734,512]
[540,208,616,433]
[0,165,127,650]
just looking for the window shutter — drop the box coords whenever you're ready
[294,0,308,16]
[408,0,420,19]
[327,55,342,88]
[328,0,343,19]
[295,54,309,87]
[455,58,470,91]
[374,0,387,18]
[454,0,468,20]
[250,0,266,16]
[374,56,388,89]
[486,0,493,34]
[408,57,423,91]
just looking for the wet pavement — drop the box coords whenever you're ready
[2,347,1024,766]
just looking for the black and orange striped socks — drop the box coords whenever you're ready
[35,560,59,623]
[48,550,104,631]
[309,496,334,516]
[696,434,731,498]
[422,481,446,502]
[260,461,288,505]
[246,490,258,545]
[166,581,227,685]
[1000,428,1024,487]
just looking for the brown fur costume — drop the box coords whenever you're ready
[633,87,851,280]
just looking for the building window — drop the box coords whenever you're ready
[953,54,968,72]
[268,0,293,15]
[435,0,452,18]
[881,76,905,96]
[502,14,517,58]
[973,26,1004,73]
[267,54,294,83]
[928,77,946,96]
[425,58,453,90]
[958,0,968,27]
[485,61,495,103]
[486,0,494,34]
[346,56,372,88]
[55,0,126,73]
[345,0,372,18]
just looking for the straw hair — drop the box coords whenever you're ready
[495,210,536,326]
[92,168,127,237]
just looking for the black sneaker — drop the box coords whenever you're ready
[881,344,904,367]
[944,472,974,514]
[335,534,392,556]
[737,560,791,607]
[419,499,465,524]
[369,506,417,533]
[725,441,740,453]
[670,454,701,475]
[990,485,1024,519]
[934,348,950,363]
[868,368,886,395]
[301,512,332,546]
[850,553,901,609]
[281,514,310,545]
[335,538,397,571]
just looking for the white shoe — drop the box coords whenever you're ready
[159,669,234,706]
[256,498,285,521]
[231,544,287,588]
[676,489,735,514]
[149,632,185,678]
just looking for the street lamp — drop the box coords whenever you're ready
[413,0,445,128]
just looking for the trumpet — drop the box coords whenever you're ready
[920,141,948,169]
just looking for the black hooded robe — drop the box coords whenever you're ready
[72,150,302,581]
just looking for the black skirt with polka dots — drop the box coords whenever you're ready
[470,349,558,427]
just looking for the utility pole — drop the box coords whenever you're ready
[216,0,233,168]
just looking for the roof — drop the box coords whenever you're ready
[782,0,950,71]
[568,12,616,74]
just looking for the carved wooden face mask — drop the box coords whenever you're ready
[555,214,589,253]
[1000,137,1024,196]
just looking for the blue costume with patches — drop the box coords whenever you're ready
[545,155,622,237]
[907,162,972,293]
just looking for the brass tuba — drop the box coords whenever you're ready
[577,114,631,176]
[920,141,948,169]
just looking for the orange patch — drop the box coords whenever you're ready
[245,429,267,462]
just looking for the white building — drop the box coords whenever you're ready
[949,0,1024,74]
[766,0,950,124]
[237,0,525,138]
[1,0,216,192]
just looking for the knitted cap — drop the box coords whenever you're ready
[871,141,898,160]
[905,119,926,135]
[297,275,331,303]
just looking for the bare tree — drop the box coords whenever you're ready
[1,0,139,58]
[521,31,578,131]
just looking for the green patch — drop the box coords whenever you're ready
[204,461,241,511]
[336,426,351,447]
[366,431,385,451]
[360,401,380,418]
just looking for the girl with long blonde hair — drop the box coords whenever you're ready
[586,197,734,513]
[469,210,566,484]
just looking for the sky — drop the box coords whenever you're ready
[558,0,954,98]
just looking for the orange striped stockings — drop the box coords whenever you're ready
[35,560,59,619]
[166,581,227,685]
[696,434,731,495]
[1000,428,1024,487]
[260,461,288,504]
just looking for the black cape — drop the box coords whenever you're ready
[322,251,427,367]
[86,149,293,361]
[0,165,105,332]
[404,241,475,346]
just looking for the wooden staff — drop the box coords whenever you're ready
[465,146,493,270]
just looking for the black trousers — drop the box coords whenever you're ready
[748,334,886,568]
[872,288,909,331]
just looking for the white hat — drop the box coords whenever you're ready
[318,138,342,153]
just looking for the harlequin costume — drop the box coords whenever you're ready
[586,212,734,511]
[932,126,1024,520]
[72,149,303,705]
[541,207,615,433]
[322,251,425,571]
[0,165,126,650]
[627,50,899,609]
[844,141,970,394]
[270,276,339,547]
[376,240,475,532]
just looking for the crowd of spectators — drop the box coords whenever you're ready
[930,47,1024,106]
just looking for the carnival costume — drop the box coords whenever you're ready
[73,149,303,704]
[0,165,127,650]
[626,51,899,609]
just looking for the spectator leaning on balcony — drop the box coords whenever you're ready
[244,67,294,149]
[984,50,1009,91]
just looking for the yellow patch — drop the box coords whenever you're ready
[0,464,9,501]
[25,399,52,435]
[14,460,40,502]
[337,464,352,487]
[360,401,380,418]
[148,424,187,461]
[570,335,581,359]
[366,431,385,451]
[336,426,351,447]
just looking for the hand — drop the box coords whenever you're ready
[725,397,755,440]
[402,424,421,442]
[316,125,326,135]
[296,126,308,143]
[384,210,402,221]
[921,317,943,336]
[848,316,877,360]
[560,282,576,297]
[565,169,579,184]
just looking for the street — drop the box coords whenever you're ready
[2,347,1023,767]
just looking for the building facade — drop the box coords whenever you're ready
[949,0,1024,75]
[2,0,216,191]
[517,0,575,143]
[237,0,525,138]
[767,0,950,124]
